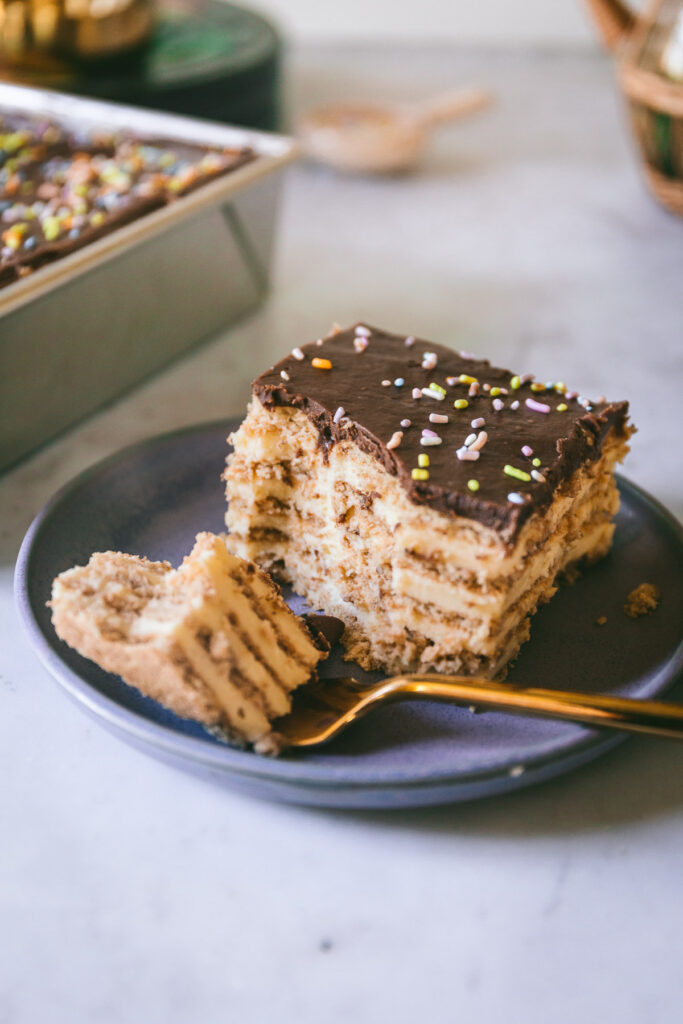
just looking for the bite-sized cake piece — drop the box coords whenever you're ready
[225,324,632,678]
[50,533,328,752]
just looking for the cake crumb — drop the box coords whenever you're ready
[624,583,660,618]
[560,563,582,585]
[595,615,607,627]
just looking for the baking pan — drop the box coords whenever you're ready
[0,83,297,473]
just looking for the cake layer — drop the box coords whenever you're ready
[50,533,327,750]
[225,325,632,678]
[227,442,620,616]
[226,402,628,673]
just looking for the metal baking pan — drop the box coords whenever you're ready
[0,83,297,474]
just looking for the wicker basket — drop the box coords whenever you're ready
[586,0,683,215]
[620,2,683,213]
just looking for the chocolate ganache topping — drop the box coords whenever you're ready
[0,111,254,290]
[253,324,630,543]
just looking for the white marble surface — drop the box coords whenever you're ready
[1,47,682,1024]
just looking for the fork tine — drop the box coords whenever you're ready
[273,676,378,747]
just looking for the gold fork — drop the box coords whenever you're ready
[273,674,683,748]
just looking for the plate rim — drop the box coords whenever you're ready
[14,418,683,793]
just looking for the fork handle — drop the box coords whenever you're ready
[387,676,683,739]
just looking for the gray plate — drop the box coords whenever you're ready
[15,419,683,809]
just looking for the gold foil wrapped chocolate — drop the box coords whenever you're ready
[0,0,155,62]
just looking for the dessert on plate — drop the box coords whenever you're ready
[224,323,632,678]
[50,532,328,753]
[0,111,254,289]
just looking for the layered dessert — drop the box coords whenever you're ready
[225,324,632,678]
[0,111,253,289]
[50,533,328,752]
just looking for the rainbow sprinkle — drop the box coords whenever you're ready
[422,386,445,401]
[525,398,551,414]
[504,465,532,483]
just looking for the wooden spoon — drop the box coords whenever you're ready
[297,86,494,174]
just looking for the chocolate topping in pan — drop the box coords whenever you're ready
[253,324,630,543]
[0,111,254,289]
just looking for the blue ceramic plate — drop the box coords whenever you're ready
[15,419,683,809]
